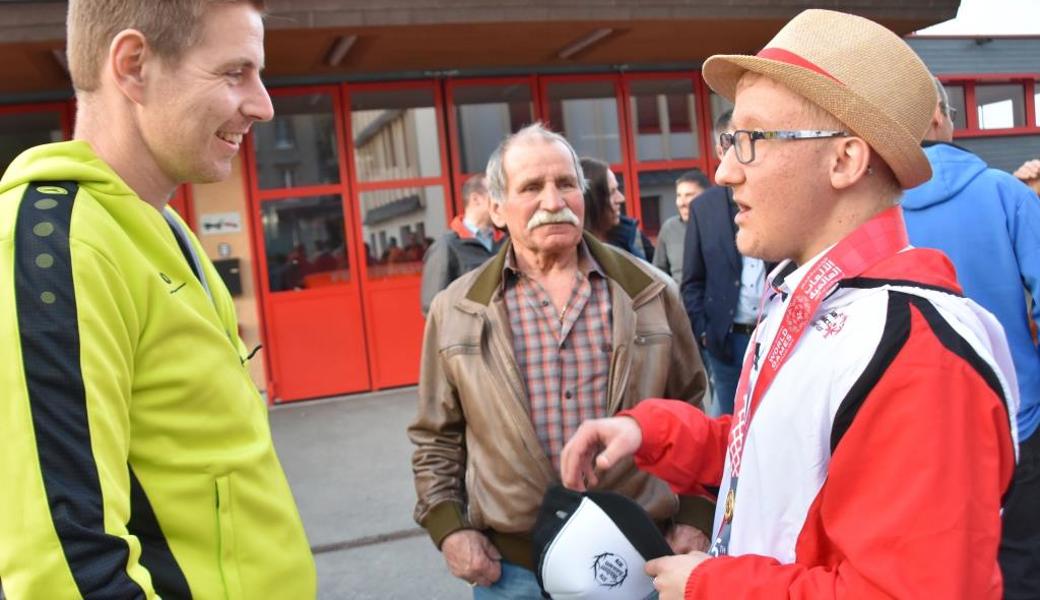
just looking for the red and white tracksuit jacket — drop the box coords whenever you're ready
[626,247,1018,599]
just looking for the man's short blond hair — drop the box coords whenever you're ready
[67,0,265,92]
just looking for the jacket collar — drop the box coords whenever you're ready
[464,231,654,306]
[449,214,506,242]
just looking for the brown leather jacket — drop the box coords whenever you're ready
[409,234,709,563]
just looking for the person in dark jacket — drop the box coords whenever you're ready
[420,174,503,315]
[654,169,710,283]
[580,156,649,260]
[681,110,771,415]
[903,76,1040,600]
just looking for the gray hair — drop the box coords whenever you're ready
[933,76,952,118]
[484,122,586,204]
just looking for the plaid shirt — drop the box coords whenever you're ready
[503,242,613,472]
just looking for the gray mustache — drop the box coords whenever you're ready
[526,208,580,231]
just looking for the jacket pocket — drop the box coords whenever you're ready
[442,342,480,359]
[464,459,485,530]
[624,332,673,408]
[215,475,244,600]
[634,332,672,346]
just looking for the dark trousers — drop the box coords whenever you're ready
[702,331,751,416]
[1000,429,1040,599]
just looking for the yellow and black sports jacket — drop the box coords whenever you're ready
[0,141,315,599]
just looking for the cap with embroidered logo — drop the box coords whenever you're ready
[532,485,673,600]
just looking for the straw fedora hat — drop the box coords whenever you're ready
[703,9,935,189]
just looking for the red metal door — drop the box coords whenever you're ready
[343,81,454,390]
[246,86,371,402]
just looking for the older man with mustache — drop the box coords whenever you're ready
[409,123,710,598]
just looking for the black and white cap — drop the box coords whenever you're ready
[532,485,673,600]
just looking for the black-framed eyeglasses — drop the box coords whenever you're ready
[719,129,849,165]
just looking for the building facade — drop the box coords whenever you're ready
[8,1,1035,403]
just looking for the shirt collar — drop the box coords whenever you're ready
[769,243,836,296]
[502,240,604,285]
[462,217,487,238]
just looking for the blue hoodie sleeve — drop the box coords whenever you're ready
[1003,175,1040,325]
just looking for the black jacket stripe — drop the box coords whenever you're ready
[905,295,1010,421]
[840,276,963,297]
[831,291,1014,495]
[128,468,192,599]
[14,181,146,599]
[830,293,912,453]
[905,295,1016,505]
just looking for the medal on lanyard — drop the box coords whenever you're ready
[708,207,909,557]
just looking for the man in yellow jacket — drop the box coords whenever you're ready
[0,1,316,598]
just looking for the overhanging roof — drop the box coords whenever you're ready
[0,0,960,99]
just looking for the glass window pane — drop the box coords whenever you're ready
[546,81,621,164]
[637,168,700,238]
[261,195,349,292]
[453,83,535,174]
[360,185,447,279]
[0,111,63,174]
[945,85,967,130]
[351,88,442,182]
[628,79,699,162]
[253,94,340,189]
[709,92,734,130]
[976,84,1025,130]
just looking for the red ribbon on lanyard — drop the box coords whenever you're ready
[714,207,909,548]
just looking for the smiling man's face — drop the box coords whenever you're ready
[138,2,273,187]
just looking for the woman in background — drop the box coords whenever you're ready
[579,157,651,260]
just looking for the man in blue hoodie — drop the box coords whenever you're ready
[903,77,1040,599]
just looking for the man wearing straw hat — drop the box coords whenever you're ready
[561,9,1018,599]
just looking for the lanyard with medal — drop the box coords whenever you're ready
[708,206,909,557]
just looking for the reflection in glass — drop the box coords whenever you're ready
[945,85,968,130]
[637,169,694,237]
[453,83,535,174]
[710,93,734,130]
[629,79,698,161]
[0,111,63,174]
[351,88,441,182]
[360,185,448,279]
[976,84,1025,129]
[254,94,340,189]
[546,81,621,164]
[261,195,349,292]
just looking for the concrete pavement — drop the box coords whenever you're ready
[269,387,472,600]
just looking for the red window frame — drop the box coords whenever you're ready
[342,79,454,389]
[0,99,74,153]
[940,74,1040,138]
[445,75,541,214]
[243,84,367,399]
[620,71,715,237]
[538,74,636,221]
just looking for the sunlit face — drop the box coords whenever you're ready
[138,2,273,187]
[490,138,585,259]
[606,169,624,225]
[715,74,840,264]
[675,181,705,222]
